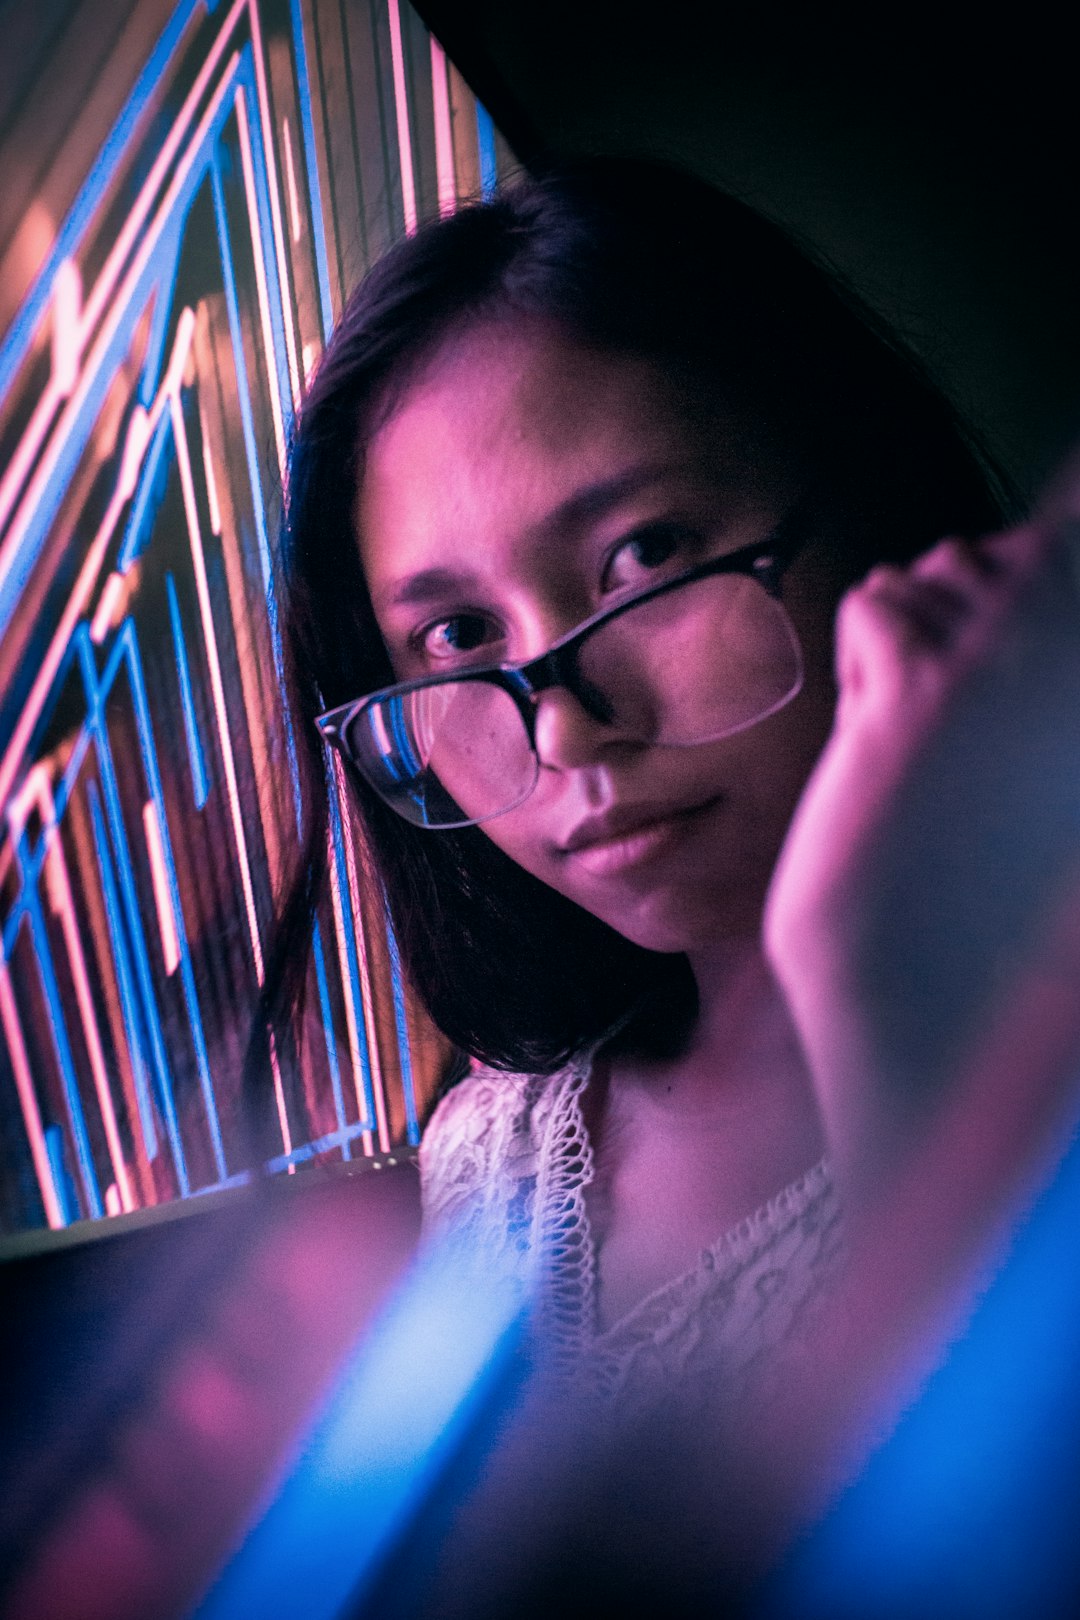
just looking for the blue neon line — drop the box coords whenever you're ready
[137,217,185,408]
[0,53,246,643]
[384,913,419,1145]
[87,777,159,1161]
[117,408,174,570]
[312,918,350,1157]
[230,61,295,420]
[165,571,211,808]
[120,622,228,1180]
[77,626,190,1193]
[44,1124,79,1226]
[265,1118,371,1174]
[476,101,498,199]
[287,0,335,341]
[209,138,303,830]
[19,862,103,1219]
[0,0,206,404]
[325,752,375,1131]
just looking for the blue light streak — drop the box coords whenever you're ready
[476,101,498,200]
[324,750,376,1135]
[165,571,211,809]
[312,917,351,1159]
[194,1240,526,1620]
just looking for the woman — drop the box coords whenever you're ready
[257,157,1080,1439]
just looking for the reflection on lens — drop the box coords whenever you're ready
[346,679,537,828]
[579,573,802,744]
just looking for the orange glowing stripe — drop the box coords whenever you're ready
[0,956,65,1228]
[141,799,181,977]
[387,0,418,234]
[429,38,457,219]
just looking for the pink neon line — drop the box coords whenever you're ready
[199,407,223,537]
[335,753,391,1153]
[0,262,83,551]
[0,957,66,1228]
[245,0,302,407]
[43,833,137,1212]
[0,1,247,542]
[429,38,457,219]
[142,800,181,977]
[0,319,188,816]
[233,90,288,472]
[81,1,247,340]
[268,1027,293,1159]
[89,571,127,644]
[0,59,242,627]
[387,0,418,234]
[170,394,266,987]
[326,821,373,1153]
[51,260,83,397]
[8,764,137,1212]
[281,115,303,244]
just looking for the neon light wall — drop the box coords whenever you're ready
[0,0,510,1234]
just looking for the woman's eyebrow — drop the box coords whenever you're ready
[547,464,683,531]
[379,466,693,612]
[382,566,479,610]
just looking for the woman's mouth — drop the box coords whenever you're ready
[558,798,722,878]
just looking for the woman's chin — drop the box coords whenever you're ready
[596,884,769,957]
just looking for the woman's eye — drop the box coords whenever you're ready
[419,614,497,661]
[602,524,703,593]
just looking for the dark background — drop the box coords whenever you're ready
[416,0,1080,503]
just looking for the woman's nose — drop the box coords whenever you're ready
[533,686,620,772]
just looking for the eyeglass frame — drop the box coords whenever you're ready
[315,514,807,798]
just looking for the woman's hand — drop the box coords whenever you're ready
[765,489,1080,1201]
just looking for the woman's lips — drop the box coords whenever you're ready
[558,798,722,878]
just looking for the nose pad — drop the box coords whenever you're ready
[533,685,619,771]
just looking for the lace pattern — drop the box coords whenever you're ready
[420,1056,841,1408]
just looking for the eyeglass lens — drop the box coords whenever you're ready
[343,572,803,828]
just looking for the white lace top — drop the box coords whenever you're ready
[419,1053,843,1414]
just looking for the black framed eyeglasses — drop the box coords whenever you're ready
[316,521,806,830]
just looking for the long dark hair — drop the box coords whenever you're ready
[250,155,1014,1114]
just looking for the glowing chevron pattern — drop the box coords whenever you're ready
[0,0,506,1233]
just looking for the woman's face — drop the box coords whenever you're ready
[356,320,841,955]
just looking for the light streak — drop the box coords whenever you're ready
[142,799,181,977]
[387,0,418,234]
[429,37,456,218]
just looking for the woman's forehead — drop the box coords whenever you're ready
[355,321,794,598]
